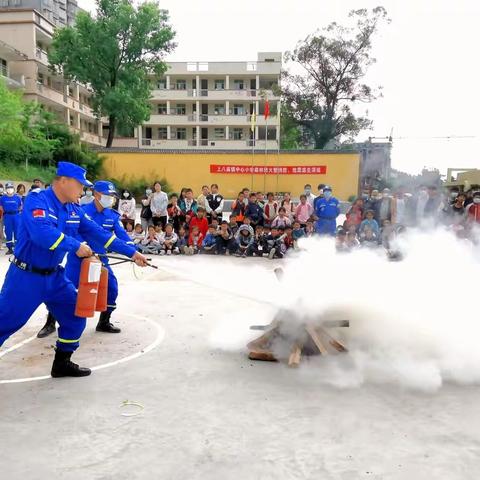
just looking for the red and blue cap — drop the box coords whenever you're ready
[93,180,118,196]
[56,161,92,187]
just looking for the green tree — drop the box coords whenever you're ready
[48,0,176,147]
[283,7,389,149]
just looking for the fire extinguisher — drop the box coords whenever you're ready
[95,266,109,312]
[75,257,103,318]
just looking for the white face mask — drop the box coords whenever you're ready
[474,198,480,204]
[6,188,14,195]
[0,188,4,194]
[99,194,115,208]
[146,189,152,195]
[85,190,93,197]
[123,192,129,198]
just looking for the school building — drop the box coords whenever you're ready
[100,149,361,200]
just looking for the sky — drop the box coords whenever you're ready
[78,0,480,175]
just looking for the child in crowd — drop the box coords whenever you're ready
[264,227,284,259]
[283,226,295,252]
[211,218,220,231]
[335,227,349,253]
[216,221,236,255]
[228,215,239,236]
[359,209,380,236]
[131,223,145,246]
[248,225,265,257]
[359,226,379,248]
[140,225,161,254]
[231,192,246,226]
[271,207,292,228]
[263,192,278,227]
[292,221,305,241]
[346,229,360,250]
[241,216,254,236]
[125,222,134,238]
[167,193,183,231]
[305,221,316,237]
[190,207,209,238]
[177,225,188,253]
[160,223,179,255]
[202,225,218,254]
[235,224,254,257]
[179,188,198,224]
[245,192,263,227]
[295,194,314,227]
[154,224,162,235]
[184,225,203,255]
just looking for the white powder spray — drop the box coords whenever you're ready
[154,228,480,392]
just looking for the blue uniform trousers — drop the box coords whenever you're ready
[0,265,86,352]
[65,259,119,313]
[315,218,337,236]
[3,213,19,249]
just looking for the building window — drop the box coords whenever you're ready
[157,78,167,89]
[0,58,7,77]
[233,80,244,90]
[175,79,186,90]
[173,127,186,140]
[214,128,225,139]
[232,104,244,115]
[214,79,225,90]
[174,104,186,115]
[158,127,168,139]
[145,127,152,139]
[232,128,244,140]
[214,104,225,115]
[157,103,167,114]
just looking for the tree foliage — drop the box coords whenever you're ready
[48,0,176,147]
[282,7,390,149]
[0,79,104,178]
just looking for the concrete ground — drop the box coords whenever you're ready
[1,253,480,480]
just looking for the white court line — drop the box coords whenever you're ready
[0,334,38,359]
[0,313,165,385]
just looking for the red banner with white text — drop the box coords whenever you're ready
[210,165,327,175]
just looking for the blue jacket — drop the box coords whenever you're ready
[314,197,340,220]
[76,201,136,266]
[245,202,263,223]
[0,194,22,214]
[14,188,135,270]
[202,233,217,248]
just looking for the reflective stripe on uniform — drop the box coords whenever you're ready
[49,233,65,250]
[104,234,116,248]
[58,337,81,343]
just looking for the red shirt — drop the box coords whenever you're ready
[190,216,209,237]
[188,232,204,247]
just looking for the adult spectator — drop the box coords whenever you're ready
[16,184,26,202]
[29,178,44,192]
[205,184,224,222]
[118,189,136,229]
[150,181,169,228]
[197,185,210,209]
[466,191,480,225]
[413,185,429,225]
[422,186,443,226]
[313,185,340,236]
[80,187,94,206]
[391,187,408,225]
[304,184,316,207]
[375,188,392,225]
[140,186,153,231]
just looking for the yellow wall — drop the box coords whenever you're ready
[102,151,360,200]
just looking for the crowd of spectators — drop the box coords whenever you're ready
[79,182,480,260]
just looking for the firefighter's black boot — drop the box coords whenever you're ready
[51,349,91,378]
[96,311,121,333]
[37,312,56,338]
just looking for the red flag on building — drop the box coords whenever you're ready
[264,99,270,120]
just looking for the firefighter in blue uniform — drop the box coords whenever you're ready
[37,180,136,337]
[0,162,148,377]
[0,182,23,255]
[313,185,340,236]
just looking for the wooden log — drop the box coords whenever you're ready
[288,343,302,367]
[248,349,277,362]
[318,327,348,353]
[305,325,329,355]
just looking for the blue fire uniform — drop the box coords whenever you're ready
[0,193,22,249]
[65,201,135,313]
[314,196,340,235]
[0,187,135,352]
